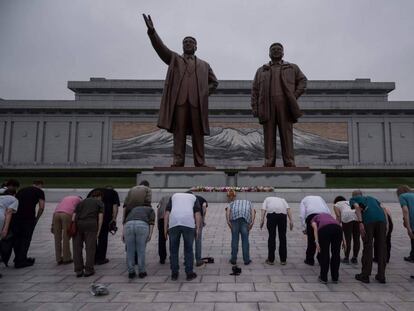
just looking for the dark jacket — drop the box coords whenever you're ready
[251,61,307,124]
[147,30,218,135]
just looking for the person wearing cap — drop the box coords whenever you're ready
[251,42,307,167]
[143,14,218,167]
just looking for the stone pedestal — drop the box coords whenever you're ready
[137,167,325,188]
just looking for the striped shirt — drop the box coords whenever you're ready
[228,200,253,223]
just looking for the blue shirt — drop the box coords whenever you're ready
[349,196,386,224]
[228,200,253,223]
[399,192,414,231]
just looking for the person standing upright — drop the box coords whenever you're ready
[251,43,307,167]
[143,14,218,167]
[299,195,331,266]
[260,196,293,265]
[11,180,45,268]
[350,190,388,284]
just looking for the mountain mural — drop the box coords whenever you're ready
[112,127,348,166]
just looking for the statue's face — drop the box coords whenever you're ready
[182,37,197,55]
[269,45,284,60]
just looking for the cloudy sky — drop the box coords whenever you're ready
[1,0,413,101]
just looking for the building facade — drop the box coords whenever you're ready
[0,78,413,168]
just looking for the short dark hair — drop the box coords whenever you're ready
[352,190,363,198]
[270,42,283,50]
[1,188,16,196]
[396,185,411,197]
[333,196,347,204]
[5,179,20,188]
[139,180,150,187]
[183,36,197,44]
[91,190,103,198]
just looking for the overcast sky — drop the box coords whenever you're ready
[1,0,413,101]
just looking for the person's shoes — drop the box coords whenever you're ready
[404,256,414,263]
[351,257,358,264]
[331,279,339,284]
[76,271,84,278]
[96,258,109,265]
[138,272,147,279]
[160,259,166,264]
[171,272,179,281]
[355,273,370,283]
[27,257,35,263]
[318,276,327,284]
[186,272,197,281]
[341,258,349,264]
[229,259,236,265]
[304,259,314,266]
[375,274,386,284]
[244,260,252,265]
[280,261,287,265]
[196,261,205,267]
[84,271,95,277]
[265,259,274,265]
[57,260,64,265]
[411,275,414,279]
[14,260,34,269]
[62,259,73,265]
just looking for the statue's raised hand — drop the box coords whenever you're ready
[142,14,154,32]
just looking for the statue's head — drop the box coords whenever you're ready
[182,36,197,55]
[269,42,284,61]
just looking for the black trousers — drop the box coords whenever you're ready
[317,224,342,282]
[305,214,318,264]
[411,239,414,258]
[266,213,287,262]
[158,218,167,262]
[11,218,36,264]
[361,221,387,279]
[95,222,109,262]
[342,221,360,259]
[374,216,393,263]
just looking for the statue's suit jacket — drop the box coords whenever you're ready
[147,30,218,135]
[251,61,307,124]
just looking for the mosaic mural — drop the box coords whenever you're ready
[112,122,349,167]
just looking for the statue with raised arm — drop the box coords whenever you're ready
[143,14,218,167]
[251,43,307,167]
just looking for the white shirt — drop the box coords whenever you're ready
[334,200,357,223]
[262,197,290,214]
[168,193,197,229]
[299,196,331,230]
[0,195,18,232]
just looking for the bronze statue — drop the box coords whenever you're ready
[251,43,307,167]
[143,14,218,167]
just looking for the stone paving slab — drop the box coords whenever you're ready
[1,202,414,311]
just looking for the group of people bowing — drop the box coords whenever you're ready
[1,179,414,284]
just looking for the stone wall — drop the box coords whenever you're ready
[0,78,413,168]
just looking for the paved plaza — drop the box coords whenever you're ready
[1,201,414,311]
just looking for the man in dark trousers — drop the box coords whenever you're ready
[351,190,388,284]
[11,180,45,268]
[87,186,120,265]
[143,14,218,167]
[251,43,307,167]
